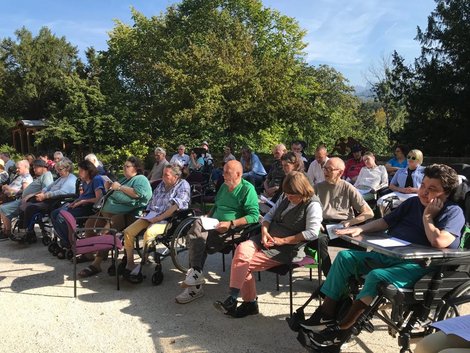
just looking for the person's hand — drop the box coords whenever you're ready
[335,226,363,237]
[149,216,161,224]
[423,198,444,219]
[216,221,230,233]
[262,230,275,248]
[272,237,285,246]
[105,181,113,190]
[110,182,121,191]
[35,193,46,201]
[264,186,279,198]
[69,200,79,209]
[340,220,351,227]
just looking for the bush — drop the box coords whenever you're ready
[98,140,151,170]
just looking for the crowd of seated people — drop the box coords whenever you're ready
[0,141,468,353]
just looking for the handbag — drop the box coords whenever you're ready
[0,192,17,205]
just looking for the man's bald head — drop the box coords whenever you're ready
[224,160,243,190]
[324,157,345,184]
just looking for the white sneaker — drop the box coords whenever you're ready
[182,268,206,287]
[175,286,204,304]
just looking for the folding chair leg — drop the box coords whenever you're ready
[222,253,226,272]
[276,274,280,291]
[114,248,120,291]
[289,268,293,317]
[73,253,77,298]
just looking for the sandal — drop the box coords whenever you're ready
[78,265,101,278]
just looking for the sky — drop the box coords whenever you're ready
[0,0,437,87]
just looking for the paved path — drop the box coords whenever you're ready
[0,237,415,353]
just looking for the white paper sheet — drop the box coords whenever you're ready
[367,237,411,247]
[432,315,470,342]
[137,211,158,220]
[136,211,168,224]
[201,216,219,230]
[326,224,344,240]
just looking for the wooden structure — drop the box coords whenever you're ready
[11,120,47,154]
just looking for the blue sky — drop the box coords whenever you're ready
[0,0,436,87]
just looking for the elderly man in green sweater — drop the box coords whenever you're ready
[176,160,260,304]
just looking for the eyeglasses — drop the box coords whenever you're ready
[123,164,134,169]
[56,167,66,171]
[324,166,340,172]
[407,155,417,161]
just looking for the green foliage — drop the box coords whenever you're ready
[374,0,470,156]
[0,0,397,161]
[98,140,151,169]
[0,144,22,161]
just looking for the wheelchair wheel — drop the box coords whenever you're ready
[152,270,164,286]
[42,235,51,246]
[170,217,196,273]
[437,280,470,320]
[48,242,60,254]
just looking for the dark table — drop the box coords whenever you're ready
[339,232,470,265]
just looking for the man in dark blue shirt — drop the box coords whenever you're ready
[300,164,465,349]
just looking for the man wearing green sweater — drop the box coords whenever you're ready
[176,160,260,304]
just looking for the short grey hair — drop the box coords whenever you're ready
[85,153,99,166]
[154,147,166,155]
[54,151,64,160]
[55,158,74,173]
[17,160,30,170]
[165,164,182,178]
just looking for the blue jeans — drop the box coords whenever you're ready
[51,204,94,247]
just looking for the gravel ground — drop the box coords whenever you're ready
[0,235,416,353]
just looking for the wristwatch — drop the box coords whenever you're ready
[230,220,236,230]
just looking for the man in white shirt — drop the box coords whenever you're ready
[307,145,329,185]
[170,145,190,168]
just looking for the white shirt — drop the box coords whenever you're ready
[170,153,190,167]
[307,158,329,185]
[354,165,388,191]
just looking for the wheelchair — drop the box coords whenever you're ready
[116,208,199,285]
[168,217,262,274]
[293,252,470,353]
[10,192,78,245]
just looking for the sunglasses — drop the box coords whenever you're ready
[407,155,417,160]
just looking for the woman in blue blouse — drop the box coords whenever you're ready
[51,160,105,258]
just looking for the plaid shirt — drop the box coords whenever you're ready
[146,179,191,216]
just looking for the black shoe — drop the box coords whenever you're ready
[300,308,336,332]
[308,324,352,348]
[214,296,237,315]
[231,301,259,318]
[25,230,37,243]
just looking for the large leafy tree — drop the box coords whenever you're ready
[0,27,79,145]
[101,0,312,151]
[376,0,470,156]
[0,28,120,154]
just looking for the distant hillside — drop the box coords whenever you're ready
[353,85,374,101]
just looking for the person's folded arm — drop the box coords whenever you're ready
[423,198,456,248]
[342,203,374,227]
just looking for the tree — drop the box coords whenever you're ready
[100,0,311,152]
[377,0,470,156]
